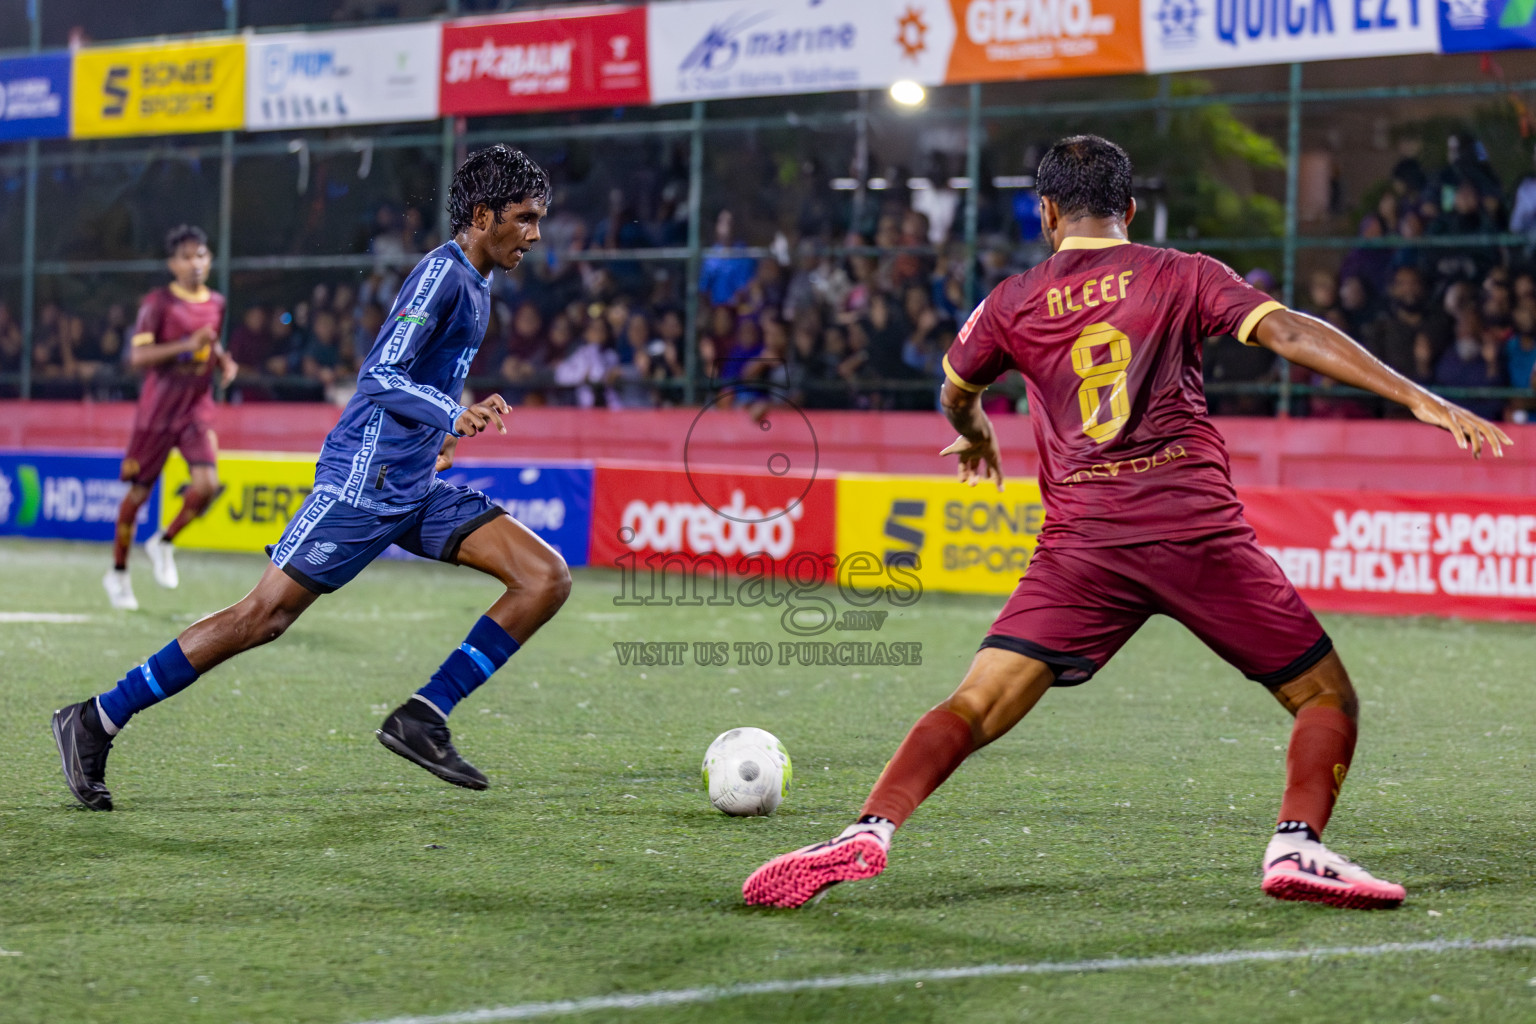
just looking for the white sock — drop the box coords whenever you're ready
[94,697,121,736]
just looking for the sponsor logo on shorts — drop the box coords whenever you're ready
[304,540,338,566]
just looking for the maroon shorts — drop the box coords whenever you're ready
[985,530,1331,688]
[121,422,217,487]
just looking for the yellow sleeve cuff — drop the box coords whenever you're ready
[130,332,156,348]
[1237,300,1286,345]
[942,354,986,393]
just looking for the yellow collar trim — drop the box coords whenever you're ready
[1057,236,1131,251]
[169,282,212,303]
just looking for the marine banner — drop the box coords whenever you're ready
[72,38,244,138]
[441,5,649,115]
[835,473,1046,596]
[944,0,1145,82]
[245,24,441,130]
[647,0,954,104]
[1241,486,1536,623]
[1141,0,1437,71]
[0,450,158,544]
[0,53,71,142]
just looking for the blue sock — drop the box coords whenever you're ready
[96,640,199,731]
[414,616,520,720]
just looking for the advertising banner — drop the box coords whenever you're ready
[0,53,70,142]
[589,462,837,585]
[1438,0,1536,51]
[0,451,157,544]
[836,473,1045,596]
[159,451,317,553]
[245,24,442,130]
[1242,487,1536,623]
[436,460,594,566]
[441,5,649,116]
[648,0,955,104]
[1141,0,1437,71]
[72,39,244,138]
[944,0,1145,82]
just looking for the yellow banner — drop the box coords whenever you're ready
[72,39,245,139]
[160,451,316,553]
[835,473,1045,596]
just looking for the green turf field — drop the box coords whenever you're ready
[0,539,1533,1024]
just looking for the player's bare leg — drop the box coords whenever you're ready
[146,463,219,590]
[376,514,571,790]
[56,565,318,810]
[103,483,154,610]
[744,648,1054,907]
[1261,650,1404,908]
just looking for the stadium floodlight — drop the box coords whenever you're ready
[889,80,925,107]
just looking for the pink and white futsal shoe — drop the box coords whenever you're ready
[743,826,888,908]
[1261,832,1406,910]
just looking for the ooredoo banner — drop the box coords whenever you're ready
[648,0,954,104]
[588,462,837,580]
[1141,0,1437,71]
[0,450,157,544]
[836,473,1046,595]
[945,0,1145,82]
[1241,487,1536,623]
[71,38,244,138]
[441,5,649,116]
[245,24,442,130]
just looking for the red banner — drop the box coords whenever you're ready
[441,5,649,116]
[589,462,837,581]
[1241,487,1536,623]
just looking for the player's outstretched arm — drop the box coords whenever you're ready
[129,325,215,369]
[1252,309,1513,459]
[939,379,1004,490]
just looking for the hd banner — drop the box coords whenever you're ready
[1242,487,1536,623]
[0,450,157,544]
[0,53,70,142]
[836,473,1046,596]
[72,38,244,138]
[647,0,954,104]
[441,5,649,115]
[945,0,1146,81]
[245,24,441,130]
[1141,0,1438,71]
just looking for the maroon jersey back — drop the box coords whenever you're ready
[131,285,226,433]
[943,237,1284,548]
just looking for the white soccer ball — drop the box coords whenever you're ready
[702,727,792,817]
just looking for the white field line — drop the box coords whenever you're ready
[352,936,1536,1024]
[0,612,91,623]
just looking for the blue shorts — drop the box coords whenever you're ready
[268,481,504,594]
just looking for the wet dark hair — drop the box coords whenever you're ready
[165,224,208,256]
[448,145,551,235]
[1036,135,1133,221]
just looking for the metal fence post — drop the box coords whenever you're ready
[18,0,41,399]
[683,100,705,405]
[1278,61,1302,418]
[963,82,981,306]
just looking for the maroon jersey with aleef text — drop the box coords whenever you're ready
[130,284,226,433]
[943,237,1284,548]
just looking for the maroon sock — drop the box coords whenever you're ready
[859,708,975,828]
[163,488,210,542]
[112,496,137,570]
[1277,705,1358,836]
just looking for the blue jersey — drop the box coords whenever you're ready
[314,242,491,513]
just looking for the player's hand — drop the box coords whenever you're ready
[435,434,458,472]
[1409,393,1512,459]
[941,430,1005,491]
[454,394,511,438]
[218,351,238,386]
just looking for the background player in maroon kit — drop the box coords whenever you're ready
[104,225,237,611]
[744,136,1511,912]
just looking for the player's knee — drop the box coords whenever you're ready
[526,552,571,611]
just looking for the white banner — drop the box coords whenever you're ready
[1141,0,1437,71]
[647,0,955,105]
[245,24,441,130]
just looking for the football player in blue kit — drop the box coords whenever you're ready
[53,146,570,809]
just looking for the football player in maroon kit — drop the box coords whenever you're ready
[744,136,1510,912]
[104,225,236,611]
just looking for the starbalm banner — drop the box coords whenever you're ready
[245,24,441,130]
